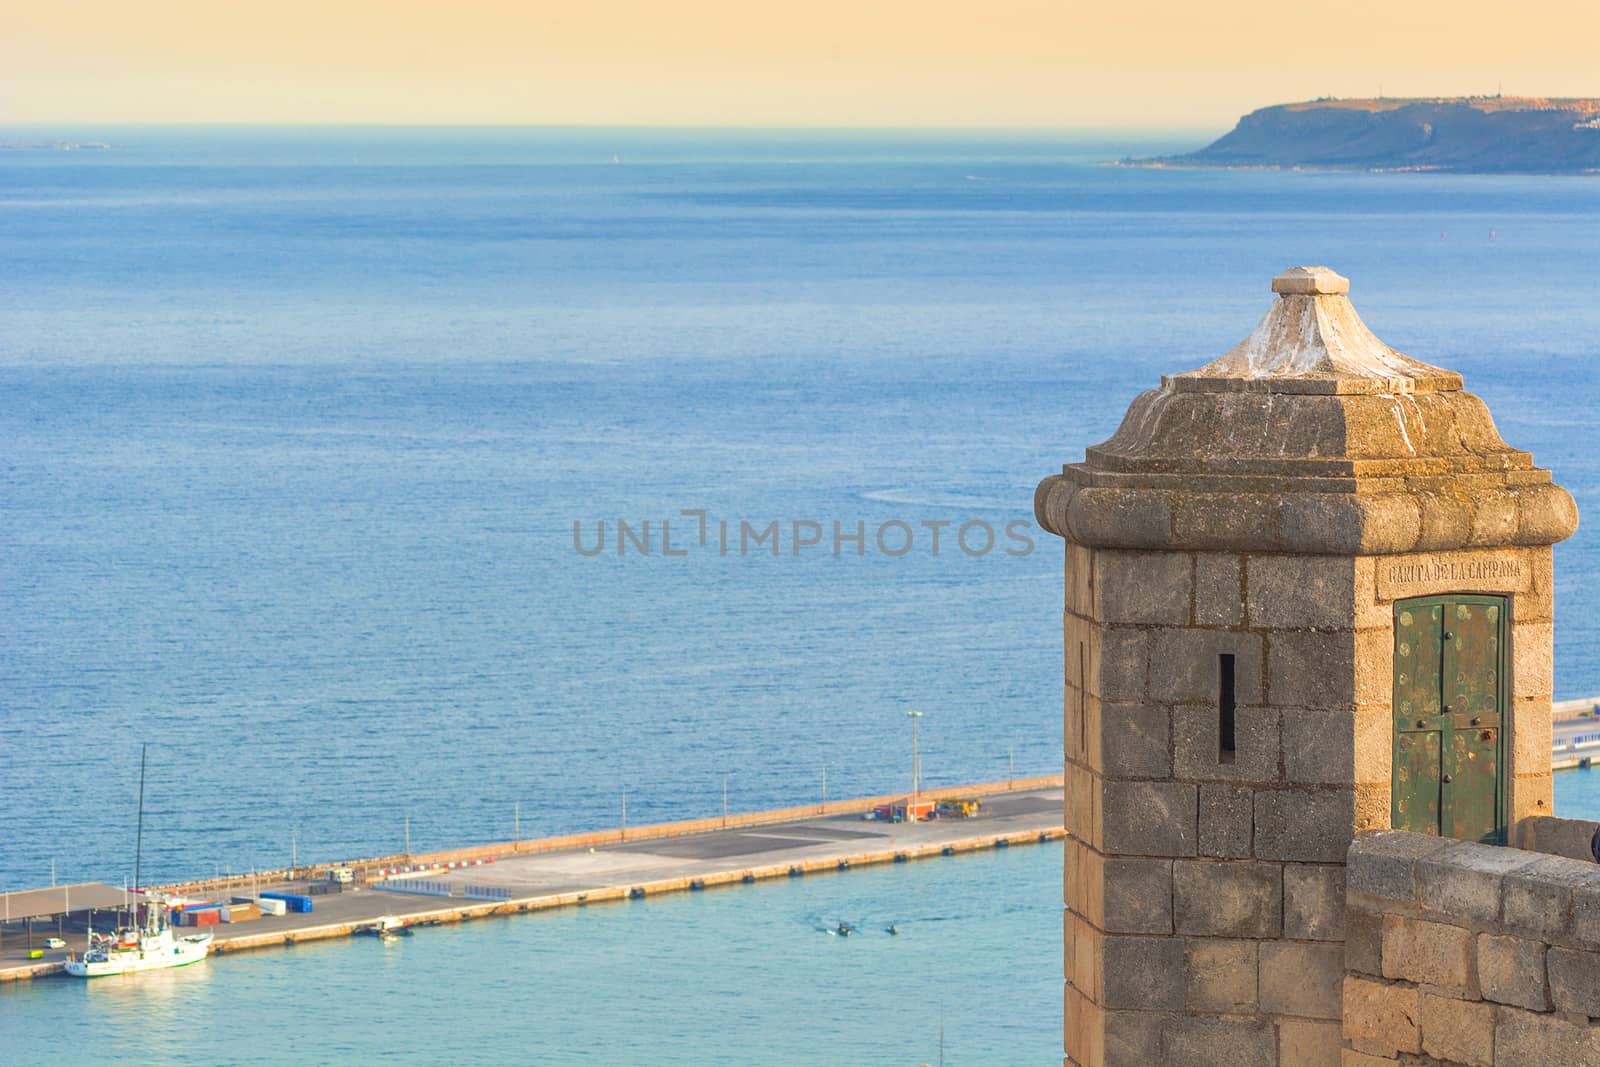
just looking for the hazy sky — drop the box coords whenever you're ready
[4,0,1596,128]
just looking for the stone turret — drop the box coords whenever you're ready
[1037,268,1576,1066]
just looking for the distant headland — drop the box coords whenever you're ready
[1128,96,1600,174]
[0,140,111,152]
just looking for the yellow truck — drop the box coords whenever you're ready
[937,797,982,819]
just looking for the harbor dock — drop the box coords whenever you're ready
[1553,696,1600,770]
[0,778,1063,983]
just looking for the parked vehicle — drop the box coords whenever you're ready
[937,797,982,818]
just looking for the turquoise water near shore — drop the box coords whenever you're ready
[1555,765,1600,821]
[0,844,1059,1066]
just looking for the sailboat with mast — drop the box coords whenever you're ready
[65,745,213,978]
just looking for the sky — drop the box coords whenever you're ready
[3,0,1597,129]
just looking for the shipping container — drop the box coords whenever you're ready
[177,904,221,925]
[258,892,313,913]
[254,897,288,916]
[222,904,259,923]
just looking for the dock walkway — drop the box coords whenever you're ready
[0,784,1063,983]
[1553,696,1600,770]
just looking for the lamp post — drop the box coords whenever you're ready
[907,709,924,813]
[722,772,730,828]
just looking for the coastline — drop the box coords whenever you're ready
[1107,159,1600,176]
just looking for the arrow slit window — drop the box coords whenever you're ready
[1218,653,1236,763]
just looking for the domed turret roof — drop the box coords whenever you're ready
[1168,267,1460,395]
[1035,268,1576,554]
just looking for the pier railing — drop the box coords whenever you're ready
[379,880,454,898]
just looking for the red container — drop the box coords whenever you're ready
[192,909,221,927]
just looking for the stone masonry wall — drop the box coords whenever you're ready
[1344,829,1600,1066]
[1517,814,1600,862]
[1064,544,1355,1067]
[1062,541,1555,1066]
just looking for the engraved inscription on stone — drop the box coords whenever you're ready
[1378,555,1529,600]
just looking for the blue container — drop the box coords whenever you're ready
[258,892,314,913]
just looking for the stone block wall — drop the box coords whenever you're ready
[1062,541,1558,1066]
[1516,814,1600,862]
[1064,545,1357,1066]
[1344,828,1600,1065]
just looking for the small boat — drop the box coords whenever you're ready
[359,916,412,938]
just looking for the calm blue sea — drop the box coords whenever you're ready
[0,837,1060,1065]
[3,127,1600,1060]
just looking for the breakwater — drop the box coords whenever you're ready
[210,824,1061,961]
[0,779,1063,983]
[152,774,1062,900]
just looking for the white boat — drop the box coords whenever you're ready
[65,908,212,977]
[64,745,213,978]
[358,915,412,939]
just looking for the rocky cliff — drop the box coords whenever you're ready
[1150,97,1600,174]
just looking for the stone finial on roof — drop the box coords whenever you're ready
[1270,265,1349,295]
[1168,265,1460,395]
[1033,266,1579,555]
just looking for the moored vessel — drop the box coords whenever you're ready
[65,743,213,977]
[65,905,212,977]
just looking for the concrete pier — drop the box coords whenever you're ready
[1552,696,1600,769]
[0,780,1063,983]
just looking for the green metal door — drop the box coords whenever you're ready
[1392,595,1508,844]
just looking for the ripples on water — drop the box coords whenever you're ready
[2,130,1599,892]
[1555,766,1600,822]
[0,845,1060,1066]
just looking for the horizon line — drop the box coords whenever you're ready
[0,119,1218,134]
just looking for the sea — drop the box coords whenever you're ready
[3,127,1600,1063]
